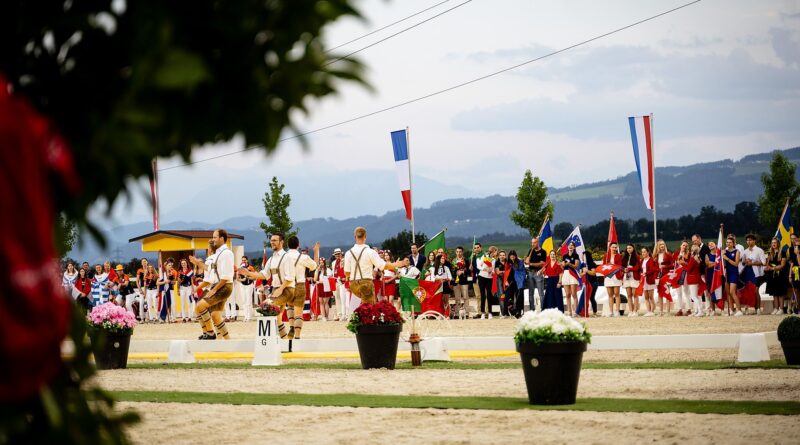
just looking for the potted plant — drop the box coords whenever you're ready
[347,300,405,369]
[256,301,281,317]
[777,315,800,365]
[86,303,137,370]
[514,309,592,405]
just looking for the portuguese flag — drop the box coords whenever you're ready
[399,277,446,315]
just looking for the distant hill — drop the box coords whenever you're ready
[69,146,800,263]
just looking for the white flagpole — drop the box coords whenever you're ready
[406,126,415,244]
[650,114,657,251]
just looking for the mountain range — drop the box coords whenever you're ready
[70,146,800,263]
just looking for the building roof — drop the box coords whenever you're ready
[129,230,244,243]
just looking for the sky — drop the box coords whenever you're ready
[94,0,800,229]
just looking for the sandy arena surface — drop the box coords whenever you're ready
[97,368,800,402]
[131,314,784,340]
[118,402,798,445]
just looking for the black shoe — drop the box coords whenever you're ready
[198,333,217,340]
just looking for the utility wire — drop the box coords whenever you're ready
[323,0,473,67]
[325,0,453,53]
[159,0,702,172]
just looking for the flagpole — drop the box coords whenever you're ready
[777,197,790,235]
[650,113,658,251]
[151,159,160,231]
[537,214,549,238]
[406,126,415,244]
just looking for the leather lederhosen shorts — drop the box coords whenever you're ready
[273,286,304,308]
[204,283,233,312]
[350,278,376,304]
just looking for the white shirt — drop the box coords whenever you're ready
[435,264,453,281]
[735,243,746,273]
[401,266,420,279]
[287,249,317,283]
[214,244,235,282]
[261,249,295,288]
[476,254,494,279]
[742,246,766,277]
[344,244,386,280]
[203,253,218,285]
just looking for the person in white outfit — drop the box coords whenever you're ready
[177,259,195,322]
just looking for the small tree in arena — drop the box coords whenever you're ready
[510,170,554,238]
[260,176,297,243]
[380,230,429,259]
[758,152,800,230]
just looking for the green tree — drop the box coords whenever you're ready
[54,213,78,257]
[380,230,429,259]
[510,170,554,238]
[260,176,296,243]
[758,152,800,231]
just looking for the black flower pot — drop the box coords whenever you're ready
[355,324,402,369]
[780,340,800,365]
[516,341,587,405]
[90,331,132,370]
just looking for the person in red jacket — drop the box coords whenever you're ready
[673,241,691,316]
[681,245,704,316]
[640,247,658,316]
[622,244,641,317]
[655,240,674,316]
[73,267,92,311]
[604,243,623,317]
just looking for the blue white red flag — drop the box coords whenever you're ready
[390,129,413,220]
[559,226,585,258]
[628,116,655,210]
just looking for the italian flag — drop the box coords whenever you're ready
[399,277,446,315]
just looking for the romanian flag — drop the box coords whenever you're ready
[539,217,554,254]
[399,277,446,315]
[776,199,793,254]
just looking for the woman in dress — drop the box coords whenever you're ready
[655,239,673,316]
[62,262,78,297]
[73,267,92,311]
[622,244,641,317]
[542,250,564,312]
[723,236,743,316]
[434,254,453,315]
[764,237,787,315]
[504,250,527,318]
[313,257,333,320]
[382,251,398,308]
[561,242,580,316]
[682,245,703,317]
[704,241,719,316]
[673,241,691,316]
[604,243,623,317]
[640,247,657,316]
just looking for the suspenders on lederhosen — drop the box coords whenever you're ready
[348,247,376,303]
[269,253,286,286]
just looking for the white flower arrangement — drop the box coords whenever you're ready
[514,309,592,345]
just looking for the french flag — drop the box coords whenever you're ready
[390,129,413,220]
[628,116,655,210]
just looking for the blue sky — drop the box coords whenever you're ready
[94,0,800,228]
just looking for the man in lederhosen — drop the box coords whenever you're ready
[344,226,408,304]
[285,236,319,339]
[190,229,235,340]
[239,232,296,339]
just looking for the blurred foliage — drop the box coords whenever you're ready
[0,0,367,243]
[55,213,79,257]
[380,230,429,260]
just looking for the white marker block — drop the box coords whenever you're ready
[421,337,451,362]
[737,333,770,363]
[167,340,195,364]
[252,316,282,366]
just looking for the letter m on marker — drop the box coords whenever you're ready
[258,319,272,336]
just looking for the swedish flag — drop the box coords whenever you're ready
[776,200,793,253]
[540,219,554,255]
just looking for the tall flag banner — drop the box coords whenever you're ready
[399,277,446,315]
[775,198,793,253]
[710,225,725,307]
[424,229,446,256]
[628,116,655,210]
[604,212,618,264]
[559,226,586,259]
[262,246,268,270]
[150,159,160,230]
[539,216,554,254]
[575,257,594,318]
[390,129,413,221]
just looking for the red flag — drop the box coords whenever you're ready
[604,212,618,264]
[596,264,623,277]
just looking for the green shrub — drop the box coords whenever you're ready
[777,315,800,342]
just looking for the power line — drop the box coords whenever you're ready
[323,0,473,67]
[325,0,453,53]
[159,0,702,173]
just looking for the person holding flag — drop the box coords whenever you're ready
[640,247,657,316]
[655,240,674,316]
[621,244,641,317]
[764,237,788,315]
[603,243,623,317]
[704,241,721,316]
[561,242,581,316]
[741,234,766,314]
[723,236,743,316]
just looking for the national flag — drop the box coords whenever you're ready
[424,229,446,256]
[628,115,655,210]
[596,263,623,277]
[150,159,160,230]
[539,217,554,254]
[575,260,593,317]
[390,129,413,220]
[559,226,586,258]
[604,212,618,264]
[775,199,793,253]
[399,277,446,315]
[303,281,312,321]
[710,226,725,307]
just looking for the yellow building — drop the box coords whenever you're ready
[128,230,244,263]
